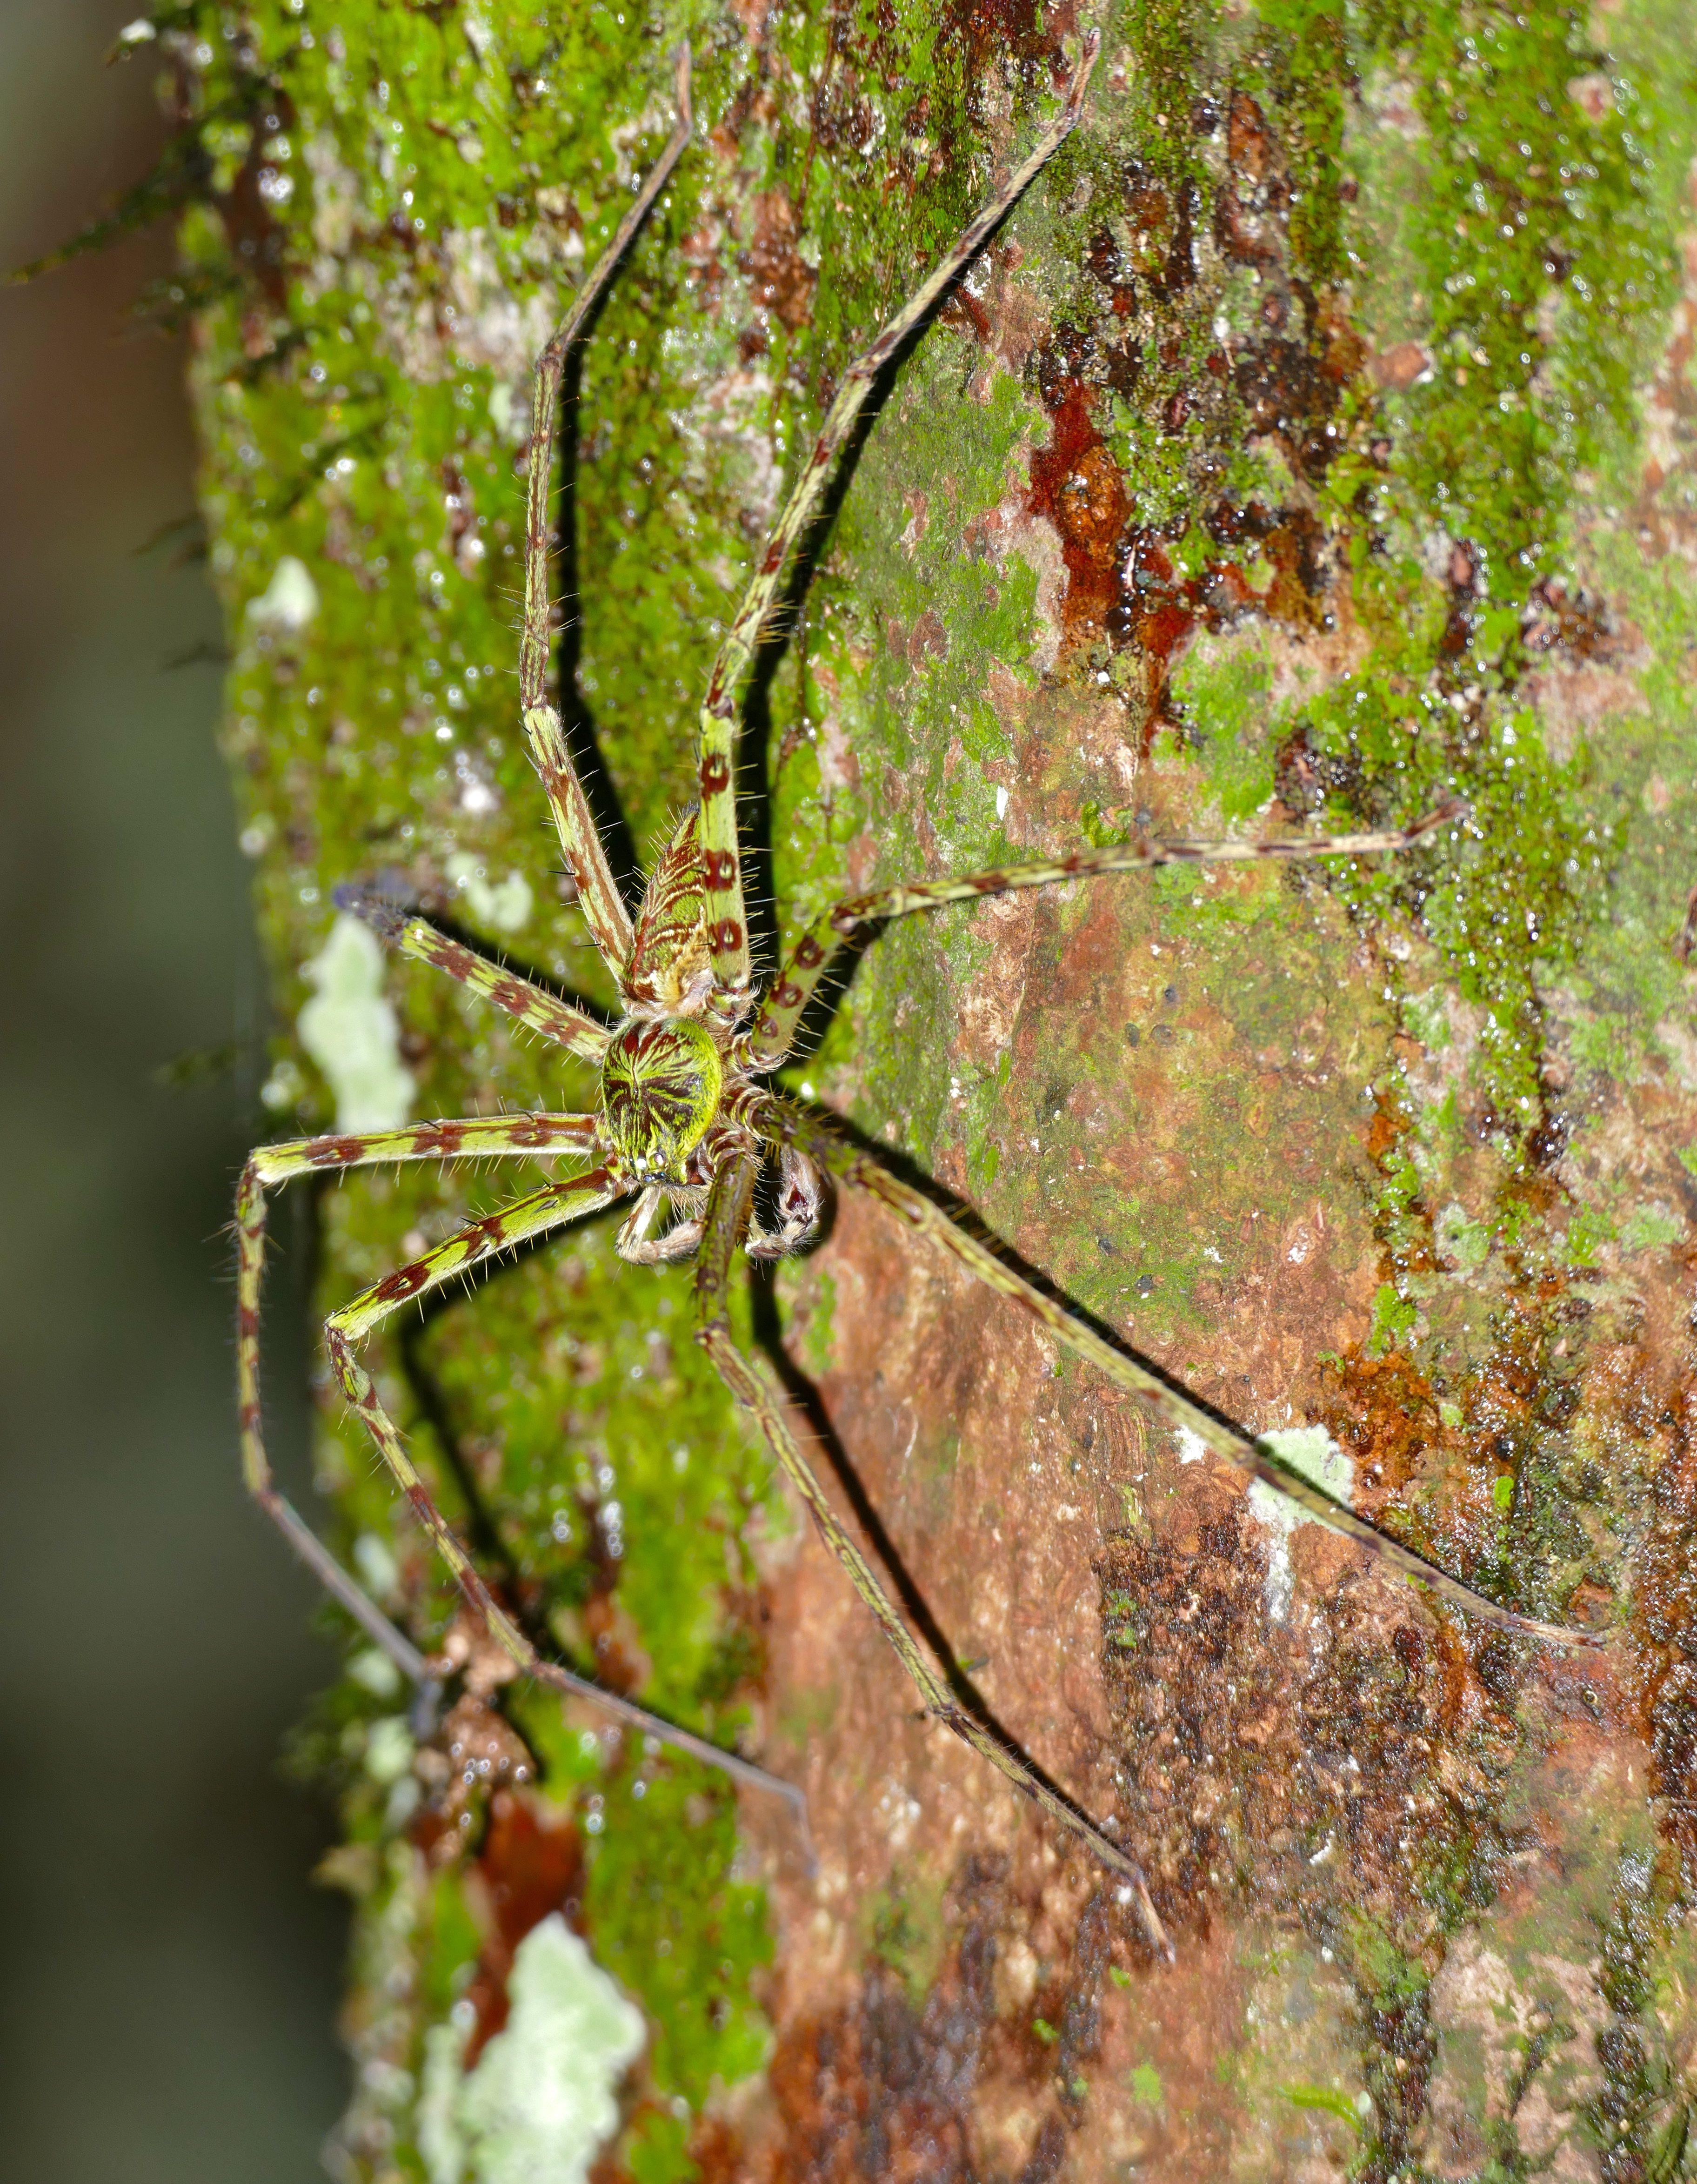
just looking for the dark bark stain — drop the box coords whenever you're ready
[722,1854,1135,2181]
[1016,86,1370,744]
[460,1789,585,2064]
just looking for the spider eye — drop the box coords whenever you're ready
[601,1018,722,1179]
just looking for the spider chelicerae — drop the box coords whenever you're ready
[234,34,1588,1957]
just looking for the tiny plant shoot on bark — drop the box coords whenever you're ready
[234,33,1597,1964]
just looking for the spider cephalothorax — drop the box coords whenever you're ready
[601,1016,723,1182]
[236,34,1592,1965]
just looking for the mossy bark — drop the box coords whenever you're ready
[160,0,1697,2175]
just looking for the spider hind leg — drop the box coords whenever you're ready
[694,1147,1172,1956]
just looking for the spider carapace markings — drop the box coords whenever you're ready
[234,35,1597,1960]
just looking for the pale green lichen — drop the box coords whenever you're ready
[1247,1424,1355,1625]
[418,1915,645,2184]
[245,551,321,630]
[443,852,532,935]
[297,911,414,1130]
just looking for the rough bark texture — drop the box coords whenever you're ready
[161,0,1697,2176]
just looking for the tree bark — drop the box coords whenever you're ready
[177,0,1697,2175]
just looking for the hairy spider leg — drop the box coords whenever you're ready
[747,800,1464,1066]
[775,1106,1601,1655]
[694,31,1103,998]
[615,1184,707,1265]
[337,888,612,1061]
[238,1124,806,1816]
[518,43,694,975]
[693,1147,1173,1959]
[237,1115,599,1670]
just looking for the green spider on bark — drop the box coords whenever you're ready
[234,33,1597,1963]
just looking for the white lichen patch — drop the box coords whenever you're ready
[246,553,320,630]
[1247,1425,1355,1624]
[446,851,533,934]
[298,911,414,1131]
[417,1915,646,2184]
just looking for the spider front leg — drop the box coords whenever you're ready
[239,1125,806,1816]
[747,799,1465,1065]
[693,32,1101,995]
[693,1148,1171,1957]
[337,886,611,1061]
[775,1105,1601,1654]
[518,43,693,975]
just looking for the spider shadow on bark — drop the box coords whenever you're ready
[385,1179,1102,1846]
[775,1101,1266,1459]
[745,1257,1120,1840]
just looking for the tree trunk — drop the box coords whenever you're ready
[177,0,1696,2175]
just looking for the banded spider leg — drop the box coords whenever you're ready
[516,41,693,966]
[236,1110,808,1818]
[686,31,1104,998]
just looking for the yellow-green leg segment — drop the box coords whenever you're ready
[693,1149,1171,1956]
[747,800,1465,1067]
[518,46,693,975]
[335,886,611,1061]
[694,31,1102,996]
[236,1117,808,1816]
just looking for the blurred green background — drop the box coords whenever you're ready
[0,4,345,2173]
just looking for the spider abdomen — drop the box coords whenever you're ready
[601,1017,724,1181]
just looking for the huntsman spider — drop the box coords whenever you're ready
[234,33,1591,1959]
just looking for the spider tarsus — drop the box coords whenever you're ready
[1408,792,1470,838]
[332,881,409,940]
